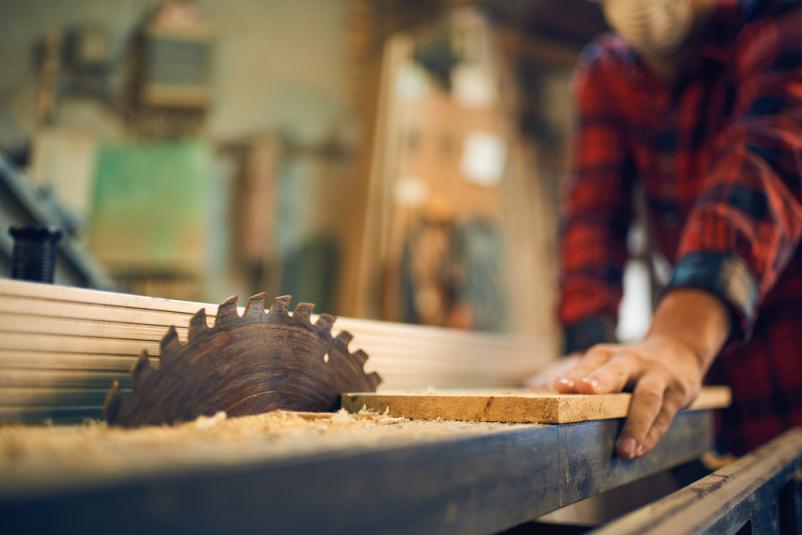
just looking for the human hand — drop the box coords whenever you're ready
[553,334,705,460]
[523,354,583,391]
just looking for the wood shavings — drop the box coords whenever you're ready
[331,408,353,425]
[194,411,227,430]
[0,410,533,497]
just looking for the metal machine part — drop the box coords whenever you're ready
[9,225,63,283]
[0,155,114,289]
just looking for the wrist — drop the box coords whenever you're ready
[641,332,705,378]
[646,288,729,371]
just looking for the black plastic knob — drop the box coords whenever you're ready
[9,225,62,283]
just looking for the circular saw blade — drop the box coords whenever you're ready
[104,293,382,428]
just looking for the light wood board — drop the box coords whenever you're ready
[341,386,732,424]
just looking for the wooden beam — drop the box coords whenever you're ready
[342,387,731,424]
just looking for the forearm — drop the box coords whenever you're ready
[646,288,730,374]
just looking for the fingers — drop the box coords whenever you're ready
[525,374,561,392]
[575,353,639,394]
[524,355,583,392]
[554,345,615,392]
[617,374,666,460]
[638,391,685,455]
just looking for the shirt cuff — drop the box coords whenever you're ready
[663,251,759,340]
[563,315,616,355]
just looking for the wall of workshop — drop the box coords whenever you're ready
[0,0,353,147]
[0,0,356,305]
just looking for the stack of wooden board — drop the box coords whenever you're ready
[0,279,553,423]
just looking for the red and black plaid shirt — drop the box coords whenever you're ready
[559,0,802,454]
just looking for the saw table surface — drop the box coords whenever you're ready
[1,408,716,534]
[0,409,525,496]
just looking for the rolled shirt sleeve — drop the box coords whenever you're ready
[666,6,802,339]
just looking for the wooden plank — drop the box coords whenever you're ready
[0,280,549,351]
[0,333,162,355]
[0,410,714,535]
[0,326,542,371]
[0,351,532,383]
[0,279,549,348]
[592,427,802,535]
[0,406,103,423]
[0,387,113,407]
[0,277,212,314]
[0,296,198,328]
[0,313,188,342]
[0,296,196,326]
[0,305,544,357]
[0,369,130,389]
[342,387,731,424]
[0,351,136,372]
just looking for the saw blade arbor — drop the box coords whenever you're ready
[104,293,382,428]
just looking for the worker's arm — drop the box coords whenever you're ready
[558,39,634,355]
[557,6,802,459]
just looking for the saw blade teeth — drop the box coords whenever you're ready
[131,351,153,392]
[315,313,336,332]
[352,349,369,366]
[189,309,209,339]
[334,331,354,351]
[366,372,383,389]
[293,302,314,322]
[105,292,382,427]
[268,295,292,317]
[244,292,266,318]
[103,380,122,422]
[215,295,240,327]
[160,325,180,356]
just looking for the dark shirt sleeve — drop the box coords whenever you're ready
[666,6,802,339]
[559,42,635,354]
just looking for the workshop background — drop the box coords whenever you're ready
[0,0,652,353]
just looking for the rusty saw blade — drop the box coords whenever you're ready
[104,293,382,428]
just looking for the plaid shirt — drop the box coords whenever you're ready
[559,0,802,454]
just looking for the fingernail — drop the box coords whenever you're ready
[582,377,600,392]
[636,444,646,457]
[618,437,637,459]
[557,378,575,389]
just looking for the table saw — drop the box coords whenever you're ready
[0,279,800,534]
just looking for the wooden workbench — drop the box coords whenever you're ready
[0,409,714,534]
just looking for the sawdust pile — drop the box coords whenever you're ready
[0,409,521,495]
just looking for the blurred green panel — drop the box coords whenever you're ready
[89,140,212,274]
[280,236,338,313]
